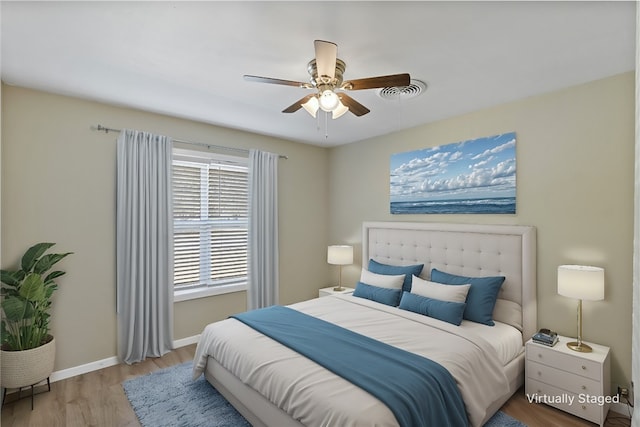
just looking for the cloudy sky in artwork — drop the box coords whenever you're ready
[390,132,516,202]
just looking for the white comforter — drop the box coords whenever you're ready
[193,295,510,427]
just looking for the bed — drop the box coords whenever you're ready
[193,221,537,427]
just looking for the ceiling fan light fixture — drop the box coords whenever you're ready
[302,95,319,118]
[332,101,349,119]
[318,89,340,112]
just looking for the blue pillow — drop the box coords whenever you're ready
[368,259,424,293]
[398,292,466,326]
[353,282,402,307]
[430,268,505,326]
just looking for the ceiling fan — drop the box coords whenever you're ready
[244,40,411,119]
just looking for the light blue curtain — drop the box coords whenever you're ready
[247,149,279,310]
[116,129,173,364]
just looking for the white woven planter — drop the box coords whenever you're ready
[1,337,55,389]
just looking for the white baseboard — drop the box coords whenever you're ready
[48,334,201,383]
[173,334,200,348]
[50,355,120,382]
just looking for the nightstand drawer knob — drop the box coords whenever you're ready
[581,385,586,390]
[537,371,542,376]
[581,405,586,410]
[537,353,542,358]
[581,365,587,370]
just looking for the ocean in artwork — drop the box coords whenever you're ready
[390,132,516,214]
[390,197,516,215]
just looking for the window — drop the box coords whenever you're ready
[172,148,248,301]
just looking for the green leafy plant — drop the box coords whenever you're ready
[1,243,72,351]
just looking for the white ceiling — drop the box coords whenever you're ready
[1,1,636,147]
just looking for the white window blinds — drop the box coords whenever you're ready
[172,151,248,289]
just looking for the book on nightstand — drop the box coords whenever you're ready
[532,328,558,347]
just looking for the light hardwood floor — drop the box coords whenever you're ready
[1,344,632,427]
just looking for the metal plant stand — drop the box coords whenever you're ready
[2,377,51,410]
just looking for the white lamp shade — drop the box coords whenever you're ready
[557,265,604,301]
[327,245,353,265]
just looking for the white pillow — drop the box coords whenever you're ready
[360,269,404,289]
[410,275,471,303]
[492,299,523,331]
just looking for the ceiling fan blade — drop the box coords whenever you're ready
[283,94,316,113]
[314,40,337,80]
[244,75,311,88]
[338,93,370,117]
[342,73,411,91]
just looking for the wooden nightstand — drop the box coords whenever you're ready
[318,286,354,297]
[525,335,611,426]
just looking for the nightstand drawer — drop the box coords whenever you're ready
[525,378,602,425]
[526,343,600,380]
[526,360,601,395]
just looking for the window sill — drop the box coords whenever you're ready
[174,283,247,303]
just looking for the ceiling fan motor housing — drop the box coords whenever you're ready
[307,58,346,88]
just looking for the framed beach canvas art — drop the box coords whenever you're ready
[390,132,516,214]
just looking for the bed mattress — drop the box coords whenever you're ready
[194,294,522,427]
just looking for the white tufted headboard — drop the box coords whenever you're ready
[362,222,537,343]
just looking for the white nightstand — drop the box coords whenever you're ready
[318,286,354,297]
[525,335,611,426]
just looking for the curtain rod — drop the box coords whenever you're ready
[91,125,288,159]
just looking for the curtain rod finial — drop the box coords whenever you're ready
[92,124,112,133]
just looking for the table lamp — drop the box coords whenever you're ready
[327,245,353,291]
[557,265,604,352]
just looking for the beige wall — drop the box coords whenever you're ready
[1,85,330,371]
[328,72,635,391]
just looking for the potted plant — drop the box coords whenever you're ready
[1,242,72,394]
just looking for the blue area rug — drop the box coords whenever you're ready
[123,362,250,427]
[123,361,527,427]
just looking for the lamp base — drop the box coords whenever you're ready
[333,286,345,292]
[567,341,593,353]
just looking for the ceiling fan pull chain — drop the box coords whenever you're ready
[315,109,321,133]
[325,111,329,139]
